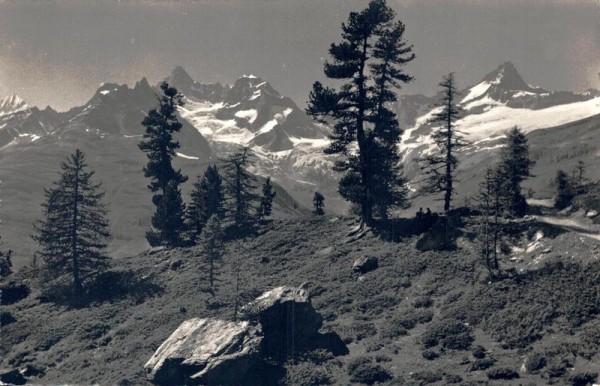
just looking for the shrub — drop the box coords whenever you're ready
[284,362,332,386]
[413,296,433,308]
[352,321,377,341]
[571,372,598,386]
[347,357,392,385]
[422,349,439,360]
[472,345,486,359]
[380,322,408,340]
[0,312,16,327]
[422,318,473,350]
[411,371,443,384]
[394,309,434,331]
[487,368,520,380]
[445,374,463,384]
[525,352,546,374]
[469,358,496,371]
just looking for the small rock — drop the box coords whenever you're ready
[317,246,333,256]
[147,246,166,256]
[542,247,552,254]
[169,260,183,271]
[586,210,599,218]
[352,256,379,274]
[19,364,45,378]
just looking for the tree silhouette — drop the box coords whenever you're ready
[222,147,258,226]
[33,150,111,303]
[139,81,188,247]
[313,192,325,216]
[257,177,276,219]
[419,73,469,212]
[187,164,225,243]
[307,0,414,225]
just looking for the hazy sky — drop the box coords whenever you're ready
[0,0,598,111]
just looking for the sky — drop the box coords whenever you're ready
[0,0,598,111]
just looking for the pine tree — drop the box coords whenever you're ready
[32,150,111,303]
[554,170,576,210]
[148,180,186,247]
[257,177,276,219]
[313,192,325,216]
[139,81,188,247]
[222,147,258,226]
[199,215,224,294]
[478,167,502,279]
[187,165,225,243]
[573,160,587,194]
[419,73,469,212]
[498,127,535,217]
[307,0,414,225]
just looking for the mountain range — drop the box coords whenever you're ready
[1,61,599,267]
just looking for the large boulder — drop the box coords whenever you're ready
[144,318,263,386]
[241,286,323,360]
[352,256,379,274]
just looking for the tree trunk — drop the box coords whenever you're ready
[72,161,82,303]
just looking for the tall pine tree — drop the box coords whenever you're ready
[257,177,276,219]
[307,0,414,225]
[419,73,469,212]
[148,180,186,247]
[477,167,502,279]
[0,236,13,277]
[222,147,258,226]
[498,127,534,217]
[199,215,224,294]
[33,150,111,303]
[139,82,188,247]
[554,170,575,210]
[187,164,225,243]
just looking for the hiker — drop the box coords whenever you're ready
[416,207,424,218]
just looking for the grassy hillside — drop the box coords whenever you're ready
[1,215,600,385]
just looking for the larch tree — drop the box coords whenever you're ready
[257,177,276,219]
[498,127,535,218]
[187,164,225,243]
[307,0,414,225]
[419,73,469,212]
[222,147,258,227]
[33,150,111,303]
[199,214,225,294]
[313,192,325,216]
[0,236,13,277]
[139,81,188,247]
[478,167,502,279]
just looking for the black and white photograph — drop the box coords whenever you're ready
[0,0,599,385]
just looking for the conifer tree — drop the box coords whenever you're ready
[257,177,276,219]
[187,164,224,243]
[33,150,111,303]
[313,192,325,216]
[478,167,502,278]
[554,170,576,210]
[222,147,258,226]
[139,81,188,247]
[199,215,224,294]
[419,73,469,212]
[573,160,587,194]
[148,180,186,247]
[307,0,414,225]
[498,127,535,217]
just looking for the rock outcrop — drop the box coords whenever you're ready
[145,286,347,385]
[241,286,323,360]
[352,256,379,274]
[144,318,263,386]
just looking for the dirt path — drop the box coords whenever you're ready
[532,215,600,241]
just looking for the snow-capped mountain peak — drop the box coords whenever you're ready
[0,94,28,116]
[481,61,534,92]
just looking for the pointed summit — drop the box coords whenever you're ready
[168,66,195,87]
[482,61,531,91]
[0,94,28,116]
